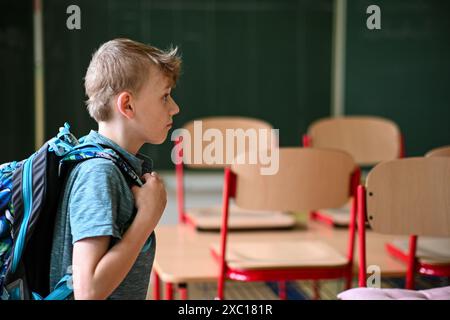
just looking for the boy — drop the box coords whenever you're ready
[50,38,181,299]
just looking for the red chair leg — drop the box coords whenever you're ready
[278,281,287,300]
[217,168,235,300]
[153,271,160,300]
[406,235,418,290]
[345,269,353,290]
[179,283,188,300]
[357,185,367,288]
[165,283,174,300]
[313,280,321,300]
[217,273,225,300]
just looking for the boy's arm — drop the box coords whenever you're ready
[72,172,166,300]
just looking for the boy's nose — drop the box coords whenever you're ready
[170,98,180,116]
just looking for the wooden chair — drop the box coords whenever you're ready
[211,147,360,299]
[174,116,296,231]
[303,116,403,227]
[357,157,450,290]
[385,147,450,283]
[425,145,450,158]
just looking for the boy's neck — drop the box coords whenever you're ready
[97,122,143,155]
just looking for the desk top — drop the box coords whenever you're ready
[153,221,407,284]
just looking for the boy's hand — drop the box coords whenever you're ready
[131,172,167,226]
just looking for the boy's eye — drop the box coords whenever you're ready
[163,94,170,103]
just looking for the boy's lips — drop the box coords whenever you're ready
[167,123,173,128]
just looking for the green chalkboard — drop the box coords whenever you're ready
[346,0,450,156]
[3,1,450,168]
[0,1,34,164]
[43,0,333,170]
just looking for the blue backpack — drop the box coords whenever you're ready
[0,123,142,300]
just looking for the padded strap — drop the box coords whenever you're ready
[41,274,73,300]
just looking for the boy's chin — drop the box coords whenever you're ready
[148,134,168,145]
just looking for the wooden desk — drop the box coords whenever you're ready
[152,221,407,299]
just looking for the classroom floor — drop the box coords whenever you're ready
[147,277,449,300]
[147,171,449,300]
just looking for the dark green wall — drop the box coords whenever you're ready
[4,0,448,167]
[0,1,34,164]
[346,0,450,156]
[43,0,332,169]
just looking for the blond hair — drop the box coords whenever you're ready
[84,38,181,122]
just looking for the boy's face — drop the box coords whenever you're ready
[132,67,180,144]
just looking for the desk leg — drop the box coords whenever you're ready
[313,280,321,300]
[179,283,188,300]
[345,269,353,290]
[165,283,174,300]
[278,281,287,300]
[153,271,161,300]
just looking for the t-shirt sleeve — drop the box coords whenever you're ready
[68,159,126,244]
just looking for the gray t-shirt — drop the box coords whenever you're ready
[50,130,156,300]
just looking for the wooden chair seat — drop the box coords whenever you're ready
[389,238,450,265]
[211,240,348,269]
[316,204,370,227]
[186,204,296,231]
[315,202,352,227]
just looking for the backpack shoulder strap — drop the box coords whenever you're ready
[49,123,143,187]
[60,144,143,187]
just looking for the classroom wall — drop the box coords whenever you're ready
[345,0,450,156]
[42,0,332,170]
[0,1,34,164]
[1,0,449,166]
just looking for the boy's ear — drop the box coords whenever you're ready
[116,91,135,119]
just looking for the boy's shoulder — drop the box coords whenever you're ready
[72,157,121,175]
[68,157,129,191]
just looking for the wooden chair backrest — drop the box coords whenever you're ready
[426,145,450,158]
[366,157,450,236]
[308,116,401,166]
[232,148,355,212]
[179,117,274,169]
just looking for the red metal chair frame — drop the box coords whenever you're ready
[357,185,450,290]
[175,137,189,224]
[385,241,450,278]
[213,166,361,300]
[151,138,190,300]
[302,128,405,227]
